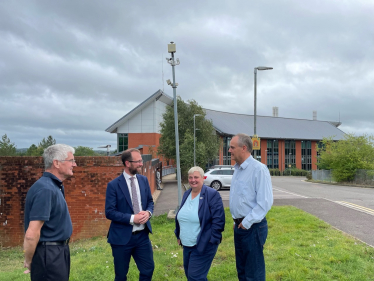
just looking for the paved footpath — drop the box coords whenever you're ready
[153,173,180,216]
[153,174,374,247]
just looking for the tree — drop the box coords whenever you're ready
[39,135,56,149]
[74,146,100,156]
[317,134,374,182]
[26,135,57,156]
[0,134,17,156]
[25,144,44,156]
[158,97,220,178]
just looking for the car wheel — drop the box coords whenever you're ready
[211,181,222,191]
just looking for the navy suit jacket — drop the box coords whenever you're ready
[175,185,225,254]
[105,173,154,245]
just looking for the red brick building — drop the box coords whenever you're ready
[206,109,345,171]
[107,90,345,171]
[106,90,173,165]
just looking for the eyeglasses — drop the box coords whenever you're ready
[128,160,143,164]
[59,159,76,163]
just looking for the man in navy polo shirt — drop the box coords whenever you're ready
[24,144,76,281]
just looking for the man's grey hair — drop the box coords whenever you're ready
[188,166,204,177]
[43,144,75,169]
[235,133,253,153]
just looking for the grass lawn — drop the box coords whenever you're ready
[1,206,373,280]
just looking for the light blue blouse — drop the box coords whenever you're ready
[177,192,201,246]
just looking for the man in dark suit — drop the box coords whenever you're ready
[105,148,154,281]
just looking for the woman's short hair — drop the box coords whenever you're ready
[121,148,141,166]
[236,133,253,153]
[188,166,204,177]
[43,144,75,169]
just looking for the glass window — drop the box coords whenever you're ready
[284,140,295,169]
[267,140,279,169]
[253,146,261,162]
[223,137,232,165]
[118,133,128,153]
[301,140,312,170]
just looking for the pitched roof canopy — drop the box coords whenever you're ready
[105,90,345,141]
[204,108,345,140]
[105,90,173,133]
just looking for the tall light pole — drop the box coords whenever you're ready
[193,114,202,166]
[166,42,182,210]
[253,66,273,161]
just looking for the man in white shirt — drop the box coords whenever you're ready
[105,148,154,281]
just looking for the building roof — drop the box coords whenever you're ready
[105,90,173,133]
[204,108,346,141]
[105,90,345,141]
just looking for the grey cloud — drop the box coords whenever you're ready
[0,0,373,149]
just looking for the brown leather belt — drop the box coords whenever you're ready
[38,238,70,246]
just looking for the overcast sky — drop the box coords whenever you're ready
[1,1,373,150]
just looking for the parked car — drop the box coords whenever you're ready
[203,167,235,190]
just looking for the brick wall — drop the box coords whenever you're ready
[311,141,318,170]
[295,141,302,169]
[0,156,158,248]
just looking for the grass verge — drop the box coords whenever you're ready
[1,206,373,280]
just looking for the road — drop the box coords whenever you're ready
[218,177,374,247]
[272,176,374,210]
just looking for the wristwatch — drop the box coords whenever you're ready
[147,211,152,218]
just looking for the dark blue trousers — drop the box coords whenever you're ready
[234,218,268,281]
[111,230,154,281]
[183,242,219,281]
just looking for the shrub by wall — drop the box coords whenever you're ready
[269,168,309,177]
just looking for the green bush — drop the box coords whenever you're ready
[268,168,309,176]
[317,134,374,182]
[283,168,308,176]
[306,171,312,180]
[269,168,281,176]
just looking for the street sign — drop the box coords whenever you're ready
[252,135,260,150]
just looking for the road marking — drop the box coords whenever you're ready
[272,188,308,198]
[334,201,374,216]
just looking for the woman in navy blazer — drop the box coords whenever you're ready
[175,166,225,280]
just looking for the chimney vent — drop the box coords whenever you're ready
[272,107,279,117]
[313,111,317,120]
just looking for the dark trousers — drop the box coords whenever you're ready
[111,230,154,281]
[31,244,70,281]
[234,218,268,281]
[182,242,219,281]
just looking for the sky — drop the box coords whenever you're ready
[1,0,373,150]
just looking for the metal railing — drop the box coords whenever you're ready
[312,170,334,182]
[312,169,374,186]
[162,166,175,176]
[354,169,374,185]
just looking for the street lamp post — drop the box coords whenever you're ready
[253,66,273,161]
[166,42,182,210]
[193,114,202,166]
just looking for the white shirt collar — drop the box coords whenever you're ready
[123,171,137,181]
